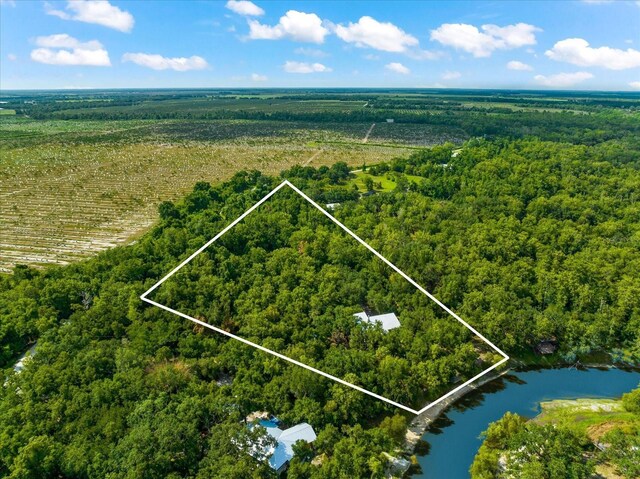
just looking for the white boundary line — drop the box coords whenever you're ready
[141,180,509,415]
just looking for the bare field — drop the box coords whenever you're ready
[0,136,412,272]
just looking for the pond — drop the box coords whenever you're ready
[414,367,640,478]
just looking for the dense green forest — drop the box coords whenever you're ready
[2,131,640,477]
[470,386,640,479]
[150,180,487,411]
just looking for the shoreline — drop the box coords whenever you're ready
[402,366,512,455]
[401,359,640,466]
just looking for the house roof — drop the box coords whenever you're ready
[354,311,400,331]
[353,311,369,322]
[259,420,283,441]
[13,343,37,373]
[369,313,400,331]
[279,423,317,444]
[268,442,290,471]
[535,340,557,355]
[252,421,317,472]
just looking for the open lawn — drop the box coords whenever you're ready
[347,170,426,192]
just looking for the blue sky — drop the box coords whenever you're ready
[1,0,639,90]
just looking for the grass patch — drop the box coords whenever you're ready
[534,398,640,441]
[347,170,426,192]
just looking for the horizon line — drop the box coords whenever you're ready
[1,86,639,94]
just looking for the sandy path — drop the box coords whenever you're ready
[304,149,322,166]
[362,123,376,143]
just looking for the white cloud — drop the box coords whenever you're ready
[507,60,533,71]
[430,22,540,57]
[335,16,418,53]
[482,23,539,48]
[442,70,461,80]
[629,81,640,89]
[46,1,134,33]
[545,38,640,70]
[405,48,443,60]
[31,48,110,66]
[225,0,264,16]
[7,53,17,61]
[0,0,17,6]
[251,73,267,81]
[364,53,380,61]
[122,53,208,71]
[294,47,327,58]
[248,10,328,43]
[31,33,110,66]
[534,71,593,87]
[34,33,102,50]
[385,62,410,74]
[581,0,614,3]
[283,60,331,73]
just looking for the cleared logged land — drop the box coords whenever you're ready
[0,118,415,272]
[3,88,636,272]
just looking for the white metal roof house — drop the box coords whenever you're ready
[12,343,37,374]
[249,419,317,474]
[354,311,400,331]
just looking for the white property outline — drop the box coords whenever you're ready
[140,180,509,415]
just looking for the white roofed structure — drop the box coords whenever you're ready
[353,311,368,322]
[354,311,400,331]
[278,423,317,444]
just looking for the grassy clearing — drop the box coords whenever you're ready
[0,109,16,115]
[346,170,426,192]
[534,398,640,441]
[595,463,625,479]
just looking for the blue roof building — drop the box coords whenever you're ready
[250,420,317,474]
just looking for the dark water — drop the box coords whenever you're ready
[415,367,640,479]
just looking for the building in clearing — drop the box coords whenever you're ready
[249,419,317,474]
[354,311,400,331]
